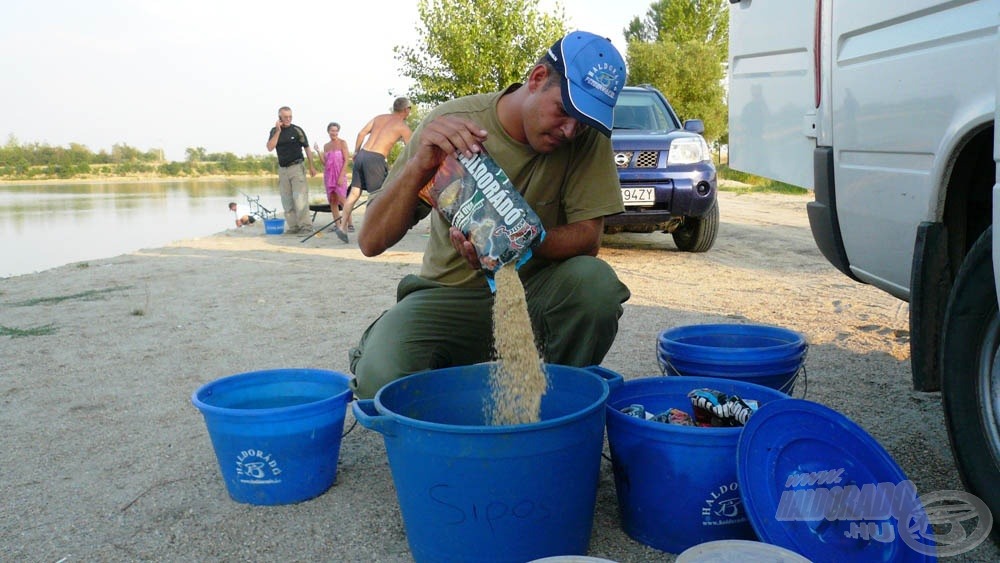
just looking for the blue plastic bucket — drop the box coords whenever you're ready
[263,217,285,234]
[353,363,623,563]
[657,324,807,393]
[605,376,789,554]
[191,368,352,505]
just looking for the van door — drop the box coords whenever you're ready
[728,0,819,189]
[830,0,996,294]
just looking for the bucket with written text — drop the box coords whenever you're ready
[605,376,789,554]
[353,362,623,563]
[263,217,285,234]
[191,368,352,505]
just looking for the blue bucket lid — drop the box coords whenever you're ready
[737,399,937,562]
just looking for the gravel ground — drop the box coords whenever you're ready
[1,189,996,562]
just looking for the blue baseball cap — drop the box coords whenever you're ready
[544,31,626,137]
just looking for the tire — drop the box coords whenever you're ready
[941,226,1000,523]
[672,200,719,252]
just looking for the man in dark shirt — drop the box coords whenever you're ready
[266,106,317,235]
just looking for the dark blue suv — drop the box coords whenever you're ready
[608,85,718,252]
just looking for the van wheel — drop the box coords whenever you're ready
[672,201,719,252]
[941,227,1000,525]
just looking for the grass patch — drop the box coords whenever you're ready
[717,164,809,195]
[7,285,133,307]
[1,323,57,338]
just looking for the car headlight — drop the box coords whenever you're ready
[666,136,710,165]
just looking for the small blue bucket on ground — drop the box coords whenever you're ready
[353,362,623,563]
[263,217,285,234]
[605,376,789,554]
[657,324,807,394]
[191,368,352,505]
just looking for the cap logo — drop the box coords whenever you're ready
[585,62,621,101]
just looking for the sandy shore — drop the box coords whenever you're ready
[1,191,996,562]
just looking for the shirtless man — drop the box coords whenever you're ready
[341,97,412,232]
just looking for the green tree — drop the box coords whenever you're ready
[142,148,164,162]
[394,0,567,106]
[111,143,143,163]
[627,40,726,141]
[216,152,241,173]
[67,143,93,165]
[624,0,729,143]
[185,147,208,163]
[625,0,728,60]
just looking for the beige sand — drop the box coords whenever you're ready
[1,190,995,561]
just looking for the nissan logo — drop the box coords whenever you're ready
[614,152,629,167]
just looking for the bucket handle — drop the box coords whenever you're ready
[782,364,808,398]
[657,354,679,376]
[352,399,397,437]
[583,365,624,392]
[777,348,809,397]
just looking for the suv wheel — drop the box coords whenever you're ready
[671,201,719,252]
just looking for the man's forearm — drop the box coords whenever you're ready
[533,218,604,260]
[358,160,434,257]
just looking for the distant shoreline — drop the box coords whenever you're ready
[0,173,279,186]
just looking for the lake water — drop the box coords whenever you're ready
[0,178,294,278]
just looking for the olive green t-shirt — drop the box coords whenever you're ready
[384,84,624,288]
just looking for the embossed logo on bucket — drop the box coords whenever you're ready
[236,448,283,484]
[702,481,747,527]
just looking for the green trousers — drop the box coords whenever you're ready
[348,255,631,399]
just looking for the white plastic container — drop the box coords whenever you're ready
[677,540,812,562]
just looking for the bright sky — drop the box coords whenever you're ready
[0,0,654,162]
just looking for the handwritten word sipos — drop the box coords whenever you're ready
[428,484,553,533]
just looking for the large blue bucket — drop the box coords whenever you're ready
[657,324,808,393]
[353,363,623,563]
[191,368,352,505]
[606,376,789,554]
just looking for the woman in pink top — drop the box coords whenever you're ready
[316,122,351,242]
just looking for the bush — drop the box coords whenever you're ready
[716,164,808,195]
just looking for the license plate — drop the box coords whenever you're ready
[622,187,655,206]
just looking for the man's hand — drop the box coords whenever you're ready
[274,119,283,130]
[358,116,487,259]
[409,116,488,179]
[448,227,481,270]
[309,166,317,177]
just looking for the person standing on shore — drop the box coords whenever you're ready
[266,106,317,235]
[341,97,413,233]
[314,122,351,243]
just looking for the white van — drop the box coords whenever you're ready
[728,0,998,522]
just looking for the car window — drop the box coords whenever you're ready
[613,90,680,131]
